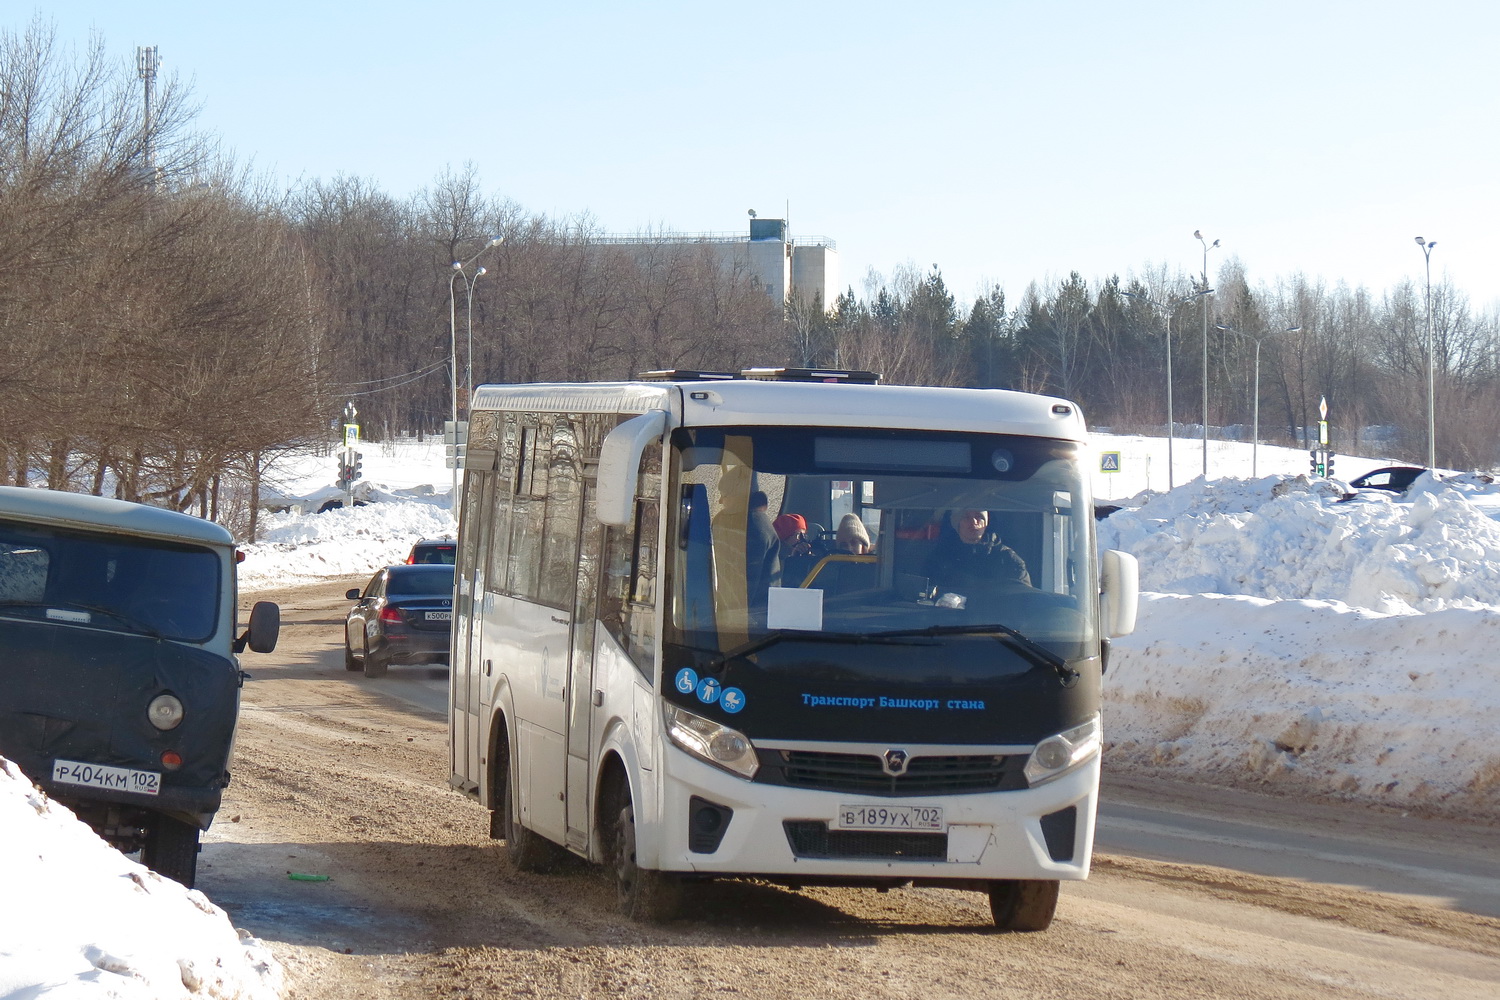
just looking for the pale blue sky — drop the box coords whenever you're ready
[28,1,1500,310]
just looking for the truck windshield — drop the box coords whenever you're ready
[0,520,221,643]
[664,426,1099,664]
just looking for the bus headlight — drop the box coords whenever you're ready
[147,694,185,731]
[663,703,759,780]
[1023,714,1100,787]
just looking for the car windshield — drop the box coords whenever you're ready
[664,426,1099,663]
[0,519,220,642]
[388,565,454,596]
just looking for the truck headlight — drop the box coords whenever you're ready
[148,694,185,731]
[663,703,758,779]
[1024,713,1100,786]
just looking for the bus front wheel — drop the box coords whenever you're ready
[612,802,683,923]
[988,879,1059,931]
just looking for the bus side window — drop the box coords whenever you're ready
[599,497,657,680]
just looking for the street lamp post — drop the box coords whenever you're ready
[1194,230,1221,479]
[1414,236,1437,469]
[1216,322,1301,477]
[1123,287,1214,490]
[464,265,488,410]
[445,236,504,502]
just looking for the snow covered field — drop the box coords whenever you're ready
[5,428,1499,998]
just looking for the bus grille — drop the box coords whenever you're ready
[783,821,947,861]
[760,749,1028,796]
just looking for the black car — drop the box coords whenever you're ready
[1347,466,1428,494]
[406,538,456,564]
[344,564,454,677]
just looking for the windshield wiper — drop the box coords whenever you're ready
[870,623,1079,685]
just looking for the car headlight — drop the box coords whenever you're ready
[663,702,758,779]
[1023,713,1100,786]
[148,694,185,731]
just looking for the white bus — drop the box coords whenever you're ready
[448,368,1138,930]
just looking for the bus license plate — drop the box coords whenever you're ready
[52,759,160,796]
[834,804,943,831]
[426,611,451,621]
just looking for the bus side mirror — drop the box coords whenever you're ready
[597,410,667,527]
[1100,549,1138,639]
[235,600,281,654]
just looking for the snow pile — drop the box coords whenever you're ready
[1097,471,1500,613]
[1097,467,1500,818]
[0,759,282,999]
[239,492,454,591]
[1104,594,1500,818]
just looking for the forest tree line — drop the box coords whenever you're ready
[4,19,1497,539]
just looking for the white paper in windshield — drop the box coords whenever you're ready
[767,586,823,631]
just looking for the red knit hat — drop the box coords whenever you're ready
[773,513,807,541]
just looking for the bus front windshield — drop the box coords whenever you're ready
[665,426,1100,664]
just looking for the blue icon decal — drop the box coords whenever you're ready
[695,677,721,704]
[675,668,698,694]
[719,687,746,714]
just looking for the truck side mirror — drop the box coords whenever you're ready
[235,600,281,654]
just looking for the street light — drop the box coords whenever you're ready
[1414,236,1437,469]
[462,265,489,412]
[1194,230,1221,479]
[446,236,504,502]
[1216,321,1301,477]
[1123,287,1214,490]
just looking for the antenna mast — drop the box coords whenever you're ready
[136,46,159,189]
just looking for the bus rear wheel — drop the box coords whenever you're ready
[613,801,683,923]
[988,879,1059,931]
[501,768,557,873]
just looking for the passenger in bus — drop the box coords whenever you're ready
[925,508,1030,595]
[746,490,782,606]
[835,514,872,554]
[774,513,819,586]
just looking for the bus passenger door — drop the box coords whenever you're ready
[565,480,602,848]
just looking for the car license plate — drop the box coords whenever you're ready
[834,804,943,831]
[52,759,160,796]
[426,611,451,621]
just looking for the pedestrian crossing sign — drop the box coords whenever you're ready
[1100,451,1121,473]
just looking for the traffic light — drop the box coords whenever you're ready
[352,451,363,481]
[1310,450,1320,477]
[337,461,353,489]
[1325,453,1335,478]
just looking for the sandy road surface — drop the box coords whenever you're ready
[199,582,1500,999]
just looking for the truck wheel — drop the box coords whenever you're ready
[142,815,201,888]
[988,879,1059,931]
[613,800,682,922]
